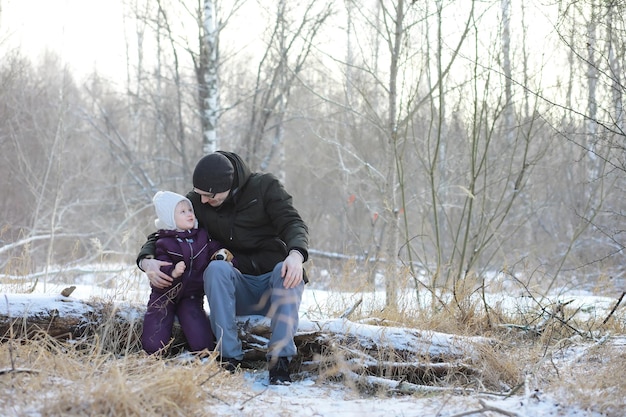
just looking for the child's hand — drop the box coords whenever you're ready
[172,261,186,278]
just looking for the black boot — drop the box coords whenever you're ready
[268,357,291,385]
[220,357,241,374]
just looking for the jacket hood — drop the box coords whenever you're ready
[216,151,251,198]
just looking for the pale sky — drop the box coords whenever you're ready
[1,0,563,96]
[1,0,127,80]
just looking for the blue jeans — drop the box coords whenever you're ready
[203,260,304,360]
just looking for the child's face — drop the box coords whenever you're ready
[174,201,196,230]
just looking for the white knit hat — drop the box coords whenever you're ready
[152,191,196,230]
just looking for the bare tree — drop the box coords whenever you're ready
[0,53,130,278]
[241,0,333,175]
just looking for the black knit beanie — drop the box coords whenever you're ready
[192,153,234,193]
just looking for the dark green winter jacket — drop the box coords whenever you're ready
[137,151,309,281]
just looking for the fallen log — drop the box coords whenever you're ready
[1,293,492,386]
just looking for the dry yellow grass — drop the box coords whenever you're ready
[0,336,248,417]
[542,337,626,416]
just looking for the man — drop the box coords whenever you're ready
[137,151,308,385]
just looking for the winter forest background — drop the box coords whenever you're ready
[1,0,625,306]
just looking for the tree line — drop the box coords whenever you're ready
[0,0,623,308]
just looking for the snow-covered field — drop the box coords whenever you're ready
[1,264,624,416]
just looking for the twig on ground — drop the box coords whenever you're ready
[339,298,363,319]
[199,369,224,386]
[602,292,625,325]
[448,399,521,417]
[237,387,269,410]
[0,368,40,376]
[499,298,586,338]
[345,371,466,395]
[5,295,17,370]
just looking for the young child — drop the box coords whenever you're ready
[141,191,234,355]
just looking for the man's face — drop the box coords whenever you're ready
[194,188,230,207]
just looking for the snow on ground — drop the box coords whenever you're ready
[204,370,603,417]
[1,264,621,416]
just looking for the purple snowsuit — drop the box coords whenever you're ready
[142,227,222,354]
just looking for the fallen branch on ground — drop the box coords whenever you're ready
[1,293,493,388]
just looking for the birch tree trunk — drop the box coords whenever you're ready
[586,0,598,170]
[606,3,623,134]
[501,0,514,142]
[201,0,219,155]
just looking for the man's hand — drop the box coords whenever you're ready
[281,250,304,289]
[141,258,174,289]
